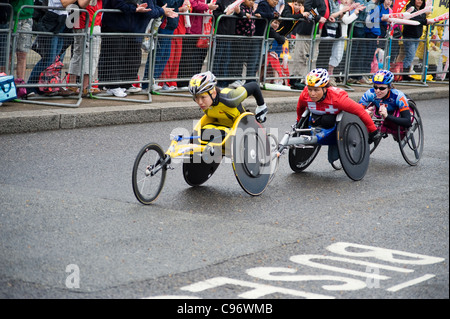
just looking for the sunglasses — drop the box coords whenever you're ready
[373,85,388,91]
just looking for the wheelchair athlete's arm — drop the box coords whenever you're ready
[382,94,412,128]
[335,90,378,133]
[243,82,267,123]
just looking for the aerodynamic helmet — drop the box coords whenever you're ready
[372,70,394,86]
[305,68,330,87]
[188,71,217,95]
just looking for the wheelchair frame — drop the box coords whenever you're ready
[277,110,371,181]
[369,98,424,166]
[131,112,278,205]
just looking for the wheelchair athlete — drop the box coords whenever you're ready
[296,68,381,164]
[359,70,412,129]
[189,71,268,127]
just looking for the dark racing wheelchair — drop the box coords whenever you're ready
[277,109,371,181]
[132,112,278,205]
[368,98,424,166]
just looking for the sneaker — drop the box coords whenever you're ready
[106,87,127,97]
[359,76,372,84]
[180,86,189,90]
[161,84,176,91]
[229,80,245,88]
[126,86,142,93]
[329,78,337,87]
[152,84,162,91]
[346,78,358,84]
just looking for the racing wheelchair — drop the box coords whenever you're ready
[369,98,424,166]
[277,110,371,181]
[132,112,278,204]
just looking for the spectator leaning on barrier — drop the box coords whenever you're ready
[276,0,306,37]
[98,0,176,97]
[177,0,218,89]
[152,0,184,90]
[212,0,238,88]
[401,0,429,81]
[361,0,381,84]
[347,0,370,84]
[234,0,259,86]
[289,0,328,89]
[63,0,102,96]
[158,0,189,91]
[316,0,340,83]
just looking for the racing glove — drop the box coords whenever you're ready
[368,130,382,144]
[255,103,268,123]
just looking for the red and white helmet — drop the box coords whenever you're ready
[306,68,330,87]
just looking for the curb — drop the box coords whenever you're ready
[0,86,448,135]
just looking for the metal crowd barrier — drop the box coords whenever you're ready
[12,5,89,107]
[0,3,13,75]
[1,8,448,107]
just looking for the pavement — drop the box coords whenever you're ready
[0,81,448,135]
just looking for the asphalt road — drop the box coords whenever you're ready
[0,98,448,300]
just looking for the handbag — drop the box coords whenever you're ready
[0,75,18,103]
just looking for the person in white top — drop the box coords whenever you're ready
[327,0,365,79]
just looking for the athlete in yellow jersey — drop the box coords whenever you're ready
[188,71,268,133]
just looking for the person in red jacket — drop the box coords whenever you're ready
[296,68,380,164]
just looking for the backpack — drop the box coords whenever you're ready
[38,56,63,94]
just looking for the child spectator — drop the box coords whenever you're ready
[276,0,306,37]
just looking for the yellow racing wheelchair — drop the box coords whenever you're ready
[132,112,278,204]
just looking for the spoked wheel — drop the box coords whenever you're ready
[132,143,167,205]
[397,100,424,166]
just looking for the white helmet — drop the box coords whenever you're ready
[188,71,217,95]
[306,68,330,87]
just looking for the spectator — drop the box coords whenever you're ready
[402,0,429,81]
[347,0,370,84]
[9,0,34,96]
[290,0,328,89]
[361,0,381,84]
[177,0,218,90]
[27,0,70,95]
[151,0,184,91]
[212,0,238,88]
[276,0,305,37]
[316,0,341,83]
[275,0,284,13]
[326,0,364,81]
[0,0,12,72]
[233,0,259,86]
[266,19,290,84]
[98,0,176,97]
[159,0,190,91]
[63,0,102,96]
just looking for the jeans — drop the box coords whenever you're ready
[403,38,420,70]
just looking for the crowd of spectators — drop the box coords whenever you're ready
[0,0,447,98]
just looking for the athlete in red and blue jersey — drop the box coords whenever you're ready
[359,70,412,128]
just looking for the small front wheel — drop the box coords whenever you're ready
[132,143,167,204]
